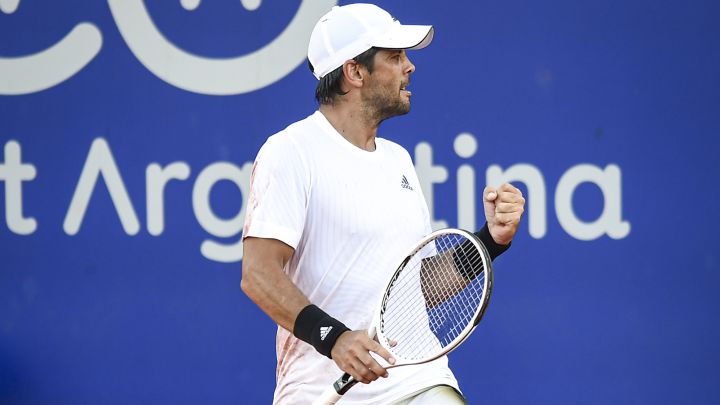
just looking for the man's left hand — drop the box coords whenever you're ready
[482,183,525,246]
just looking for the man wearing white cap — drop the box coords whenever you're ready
[241,3,525,404]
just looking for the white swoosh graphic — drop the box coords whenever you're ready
[108,0,337,95]
[0,23,102,95]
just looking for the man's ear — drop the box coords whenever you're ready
[342,60,365,90]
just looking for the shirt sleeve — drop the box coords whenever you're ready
[242,134,309,249]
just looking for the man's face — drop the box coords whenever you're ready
[361,49,416,122]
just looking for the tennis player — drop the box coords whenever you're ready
[241,3,525,404]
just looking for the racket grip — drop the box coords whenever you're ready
[311,386,343,405]
[312,373,357,405]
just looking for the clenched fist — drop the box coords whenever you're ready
[483,183,525,245]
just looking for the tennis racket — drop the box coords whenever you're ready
[312,228,493,405]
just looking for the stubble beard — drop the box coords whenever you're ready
[364,88,411,124]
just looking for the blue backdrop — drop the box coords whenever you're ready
[2,0,719,403]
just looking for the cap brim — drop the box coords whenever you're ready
[371,25,434,50]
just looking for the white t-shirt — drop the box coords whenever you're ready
[243,111,459,404]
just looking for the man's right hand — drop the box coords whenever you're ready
[330,330,396,384]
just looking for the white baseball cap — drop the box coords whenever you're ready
[308,3,434,79]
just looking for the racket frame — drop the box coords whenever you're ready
[375,228,493,365]
[313,228,493,404]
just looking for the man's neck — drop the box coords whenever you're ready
[319,103,379,152]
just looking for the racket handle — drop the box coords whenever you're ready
[311,386,343,405]
[312,373,358,405]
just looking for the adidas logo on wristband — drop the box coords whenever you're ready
[319,326,333,341]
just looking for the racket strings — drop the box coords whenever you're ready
[424,244,484,333]
[382,236,483,357]
[380,233,488,361]
[409,241,484,350]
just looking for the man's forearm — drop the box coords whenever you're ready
[241,237,309,332]
[241,237,349,359]
[241,262,310,332]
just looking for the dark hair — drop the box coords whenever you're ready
[309,47,381,105]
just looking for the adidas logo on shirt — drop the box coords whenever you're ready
[400,175,414,191]
[319,326,333,341]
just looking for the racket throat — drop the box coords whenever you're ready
[333,373,358,395]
